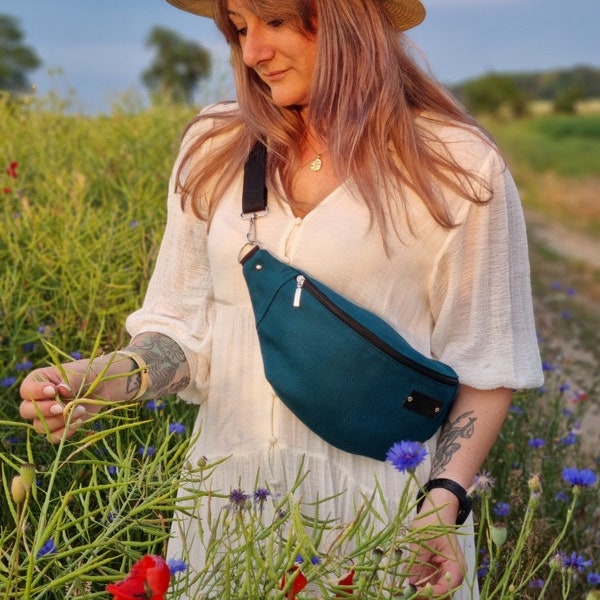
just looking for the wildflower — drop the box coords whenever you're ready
[37,540,57,558]
[108,465,118,476]
[555,491,570,503]
[146,399,166,411]
[386,440,427,473]
[310,556,321,565]
[228,488,249,511]
[559,382,570,393]
[470,470,495,495]
[5,161,18,178]
[542,361,556,372]
[528,578,544,589]
[492,502,511,518]
[477,554,490,578]
[587,572,600,585]
[15,360,33,372]
[22,341,36,352]
[168,422,185,435]
[1,376,17,388]
[508,405,523,414]
[253,487,271,506]
[335,570,355,597]
[562,467,597,488]
[528,438,546,449]
[559,551,593,573]
[70,351,83,360]
[137,446,156,458]
[11,476,26,504]
[280,564,308,600]
[106,554,170,600]
[166,558,187,575]
[559,432,577,446]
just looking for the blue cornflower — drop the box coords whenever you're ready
[310,556,321,565]
[70,351,83,360]
[37,540,57,558]
[509,405,524,414]
[559,382,570,394]
[560,551,592,572]
[588,572,600,585]
[555,491,570,503]
[145,399,166,411]
[169,422,186,435]
[15,360,33,372]
[137,446,156,458]
[167,558,188,574]
[528,578,544,589]
[129,220,139,228]
[107,465,118,476]
[559,432,577,446]
[477,554,490,579]
[228,488,249,511]
[542,361,556,372]
[22,342,36,353]
[492,502,511,518]
[253,487,271,506]
[1,376,17,388]
[528,438,546,449]
[562,467,597,487]
[386,440,428,473]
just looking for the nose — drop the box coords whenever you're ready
[241,25,274,68]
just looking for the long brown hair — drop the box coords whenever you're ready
[175,0,494,234]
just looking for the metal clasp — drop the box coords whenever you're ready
[238,209,269,263]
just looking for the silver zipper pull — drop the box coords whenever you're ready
[293,275,305,307]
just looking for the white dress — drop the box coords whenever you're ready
[126,105,543,598]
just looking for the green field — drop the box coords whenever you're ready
[1,95,598,599]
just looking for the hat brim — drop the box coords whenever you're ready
[165,0,425,31]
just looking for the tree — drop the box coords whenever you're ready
[460,73,529,118]
[0,15,41,92]
[142,26,211,105]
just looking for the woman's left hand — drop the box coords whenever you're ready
[406,490,466,597]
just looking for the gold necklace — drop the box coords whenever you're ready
[309,154,323,172]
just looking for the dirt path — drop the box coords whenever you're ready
[525,209,600,271]
[525,209,600,454]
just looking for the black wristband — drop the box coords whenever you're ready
[416,478,472,526]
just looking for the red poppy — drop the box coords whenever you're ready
[106,555,170,600]
[5,162,18,178]
[335,570,355,597]
[280,565,308,600]
[3,188,10,194]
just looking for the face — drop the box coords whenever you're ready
[227,0,317,110]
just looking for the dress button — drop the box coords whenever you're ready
[269,436,278,444]
[295,217,302,224]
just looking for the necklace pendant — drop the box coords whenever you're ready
[309,155,322,172]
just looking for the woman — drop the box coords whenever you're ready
[19,0,543,597]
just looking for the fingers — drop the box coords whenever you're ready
[32,414,86,444]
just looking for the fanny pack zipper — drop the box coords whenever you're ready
[293,274,458,387]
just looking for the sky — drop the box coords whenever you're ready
[2,0,599,114]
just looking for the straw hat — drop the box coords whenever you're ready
[165,0,426,31]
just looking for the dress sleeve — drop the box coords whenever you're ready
[126,127,214,405]
[429,148,544,391]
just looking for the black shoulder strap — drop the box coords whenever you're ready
[242,142,268,215]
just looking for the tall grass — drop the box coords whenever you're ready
[0,94,598,599]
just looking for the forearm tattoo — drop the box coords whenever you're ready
[125,333,190,401]
[430,410,477,479]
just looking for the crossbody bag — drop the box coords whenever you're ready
[239,143,459,461]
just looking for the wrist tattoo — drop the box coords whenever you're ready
[430,410,477,479]
[125,333,190,401]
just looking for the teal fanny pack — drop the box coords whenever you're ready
[240,144,458,461]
